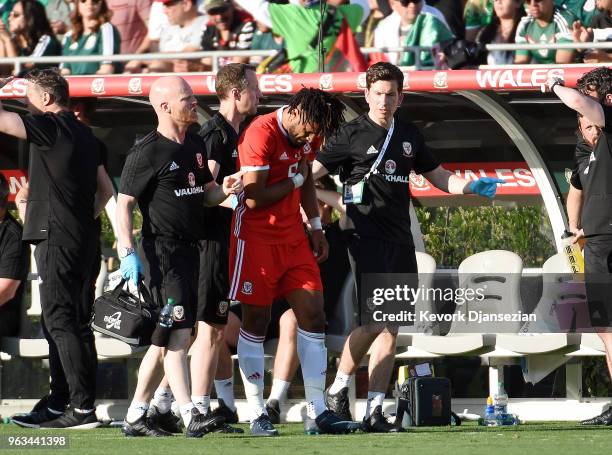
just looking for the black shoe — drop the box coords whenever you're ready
[147,406,183,434]
[581,407,612,425]
[11,408,62,429]
[324,387,352,421]
[210,399,239,424]
[185,408,225,438]
[250,414,279,437]
[31,395,51,414]
[314,409,361,434]
[39,407,100,429]
[122,414,172,437]
[363,406,404,433]
[265,399,281,424]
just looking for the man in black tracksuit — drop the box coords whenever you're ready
[0,69,111,429]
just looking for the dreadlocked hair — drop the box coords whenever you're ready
[577,67,612,102]
[286,88,346,138]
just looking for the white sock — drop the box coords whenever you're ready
[214,377,236,411]
[268,378,291,403]
[297,328,327,419]
[364,391,385,419]
[126,401,149,423]
[237,328,266,420]
[329,370,352,395]
[179,402,195,427]
[191,395,210,415]
[151,386,173,413]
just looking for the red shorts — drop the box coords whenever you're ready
[228,235,323,306]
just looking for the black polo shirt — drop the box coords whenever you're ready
[317,113,439,245]
[199,113,239,242]
[119,130,214,242]
[569,134,591,191]
[21,111,101,249]
[0,212,30,337]
[581,105,612,236]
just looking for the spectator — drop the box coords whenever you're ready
[45,0,72,36]
[428,0,465,39]
[374,0,454,67]
[572,0,612,62]
[0,0,62,74]
[235,0,369,73]
[514,0,576,64]
[362,0,391,47]
[556,0,598,26]
[477,0,525,65]
[60,0,121,75]
[147,0,207,73]
[464,0,493,40]
[0,173,30,338]
[107,0,151,72]
[200,0,256,70]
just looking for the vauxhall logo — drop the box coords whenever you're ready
[104,311,122,330]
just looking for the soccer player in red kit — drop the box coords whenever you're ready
[229,88,360,436]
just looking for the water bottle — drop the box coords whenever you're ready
[493,383,509,424]
[485,396,494,419]
[561,230,584,274]
[159,298,175,329]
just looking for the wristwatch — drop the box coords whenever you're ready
[119,247,135,259]
[550,78,564,93]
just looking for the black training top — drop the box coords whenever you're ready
[199,113,239,242]
[569,134,591,191]
[119,130,214,242]
[581,105,612,236]
[22,111,101,249]
[317,113,439,245]
[0,212,30,336]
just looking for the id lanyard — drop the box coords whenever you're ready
[363,118,395,182]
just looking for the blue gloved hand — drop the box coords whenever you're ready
[468,177,504,199]
[120,253,143,286]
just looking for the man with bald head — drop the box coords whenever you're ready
[117,76,243,438]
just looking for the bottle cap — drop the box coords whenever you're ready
[487,396,493,405]
[167,298,175,306]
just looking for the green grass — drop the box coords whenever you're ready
[0,422,611,455]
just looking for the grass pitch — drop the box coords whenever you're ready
[0,422,611,455]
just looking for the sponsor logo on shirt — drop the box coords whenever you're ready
[383,174,410,183]
[242,281,253,295]
[366,146,378,155]
[402,142,413,158]
[319,74,333,91]
[303,143,311,153]
[232,149,238,158]
[169,161,180,171]
[91,78,105,95]
[173,305,185,322]
[279,151,289,161]
[433,72,448,89]
[385,159,396,174]
[174,186,204,197]
[188,172,196,187]
[196,153,204,169]
[128,77,142,95]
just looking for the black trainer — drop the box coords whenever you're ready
[30,395,51,414]
[314,409,361,434]
[39,408,100,429]
[147,406,183,434]
[265,399,281,424]
[185,408,225,438]
[210,399,239,424]
[581,407,612,425]
[250,414,279,437]
[324,387,352,421]
[363,406,404,433]
[122,414,172,437]
[11,408,62,429]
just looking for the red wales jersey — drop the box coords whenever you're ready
[232,107,320,244]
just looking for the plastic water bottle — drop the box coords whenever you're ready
[485,396,494,419]
[494,383,509,424]
[159,298,175,329]
[561,230,584,274]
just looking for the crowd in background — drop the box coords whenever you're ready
[0,0,609,76]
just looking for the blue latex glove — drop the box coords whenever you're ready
[120,253,143,286]
[468,177,504,199]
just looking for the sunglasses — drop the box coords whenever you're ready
[80,0,102,4]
